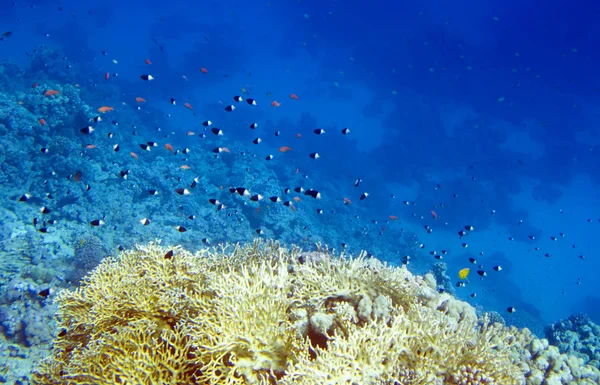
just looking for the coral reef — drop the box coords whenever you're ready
[546,313,600,369]
[32,241,600,384]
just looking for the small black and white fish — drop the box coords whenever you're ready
[265,155,273,160]
[253,138,262,145]
[113,144,120,152]
[309,152,320,159]
[224,105,236,112]
[175,188,190,196]
[164,250,174,259]
[208,198,221,206]
[233,95,243,102]
[90,219,105,226]
[80,126,94,134]
[269,196,281,203]
[354,178,362,187]
[246,98,257,106]
[148,189,159,195]
[140,144,151,151]
[274,130,281,136]
[250,194,263,202]
[38,288,51,298]
[108,132,114,139]
[140,218,151,226]
[202,120,212,127]
[341,127,350,135]
[316,208,324,214]
[250,122,258,129]
[313,128,325,135]
[477,270,487,277]
[176,226,187,232]
[465,225,474,231]
[235,187,251,197]
[294,187,304,193]
[284,188,291,194]
[170,98,176,105]
[493,265,502,272]
[304,189,322,199]
[140,74,154,81]
[360,192,369,200]
[19,194,32,202]
[182,148,190,154]
[120,170,130,179]
[506,307,516,314]
[211,128,224,136]
[256,228,264,235]
[92,116,102,123]
[40,206,51,214]
[469,257,477,264]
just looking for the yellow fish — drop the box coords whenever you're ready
[458,268,470,280]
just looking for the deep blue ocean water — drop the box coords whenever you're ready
[1,0,599,379]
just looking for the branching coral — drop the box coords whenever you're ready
[32,240,600,385]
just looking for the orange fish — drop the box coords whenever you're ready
[135,97,146,103]
[105,72,110,80]
[98,106,114,113]
[44,90,59,96]
[389,215,399,220]
[289,93,299,100]
[164,143,174,151]
[86,144,97,149]
[32,83,38,88]
[200,67,209,74]
[184,103,193,110]
[344,198,352,205]
[186,131,195,136]
[296,133,302,138]
[290,205,296,212]
[221,147,230,153]
[271,101,281,107]
[145,58,152,65]
[431,210,438,220]
[130,152,139,160]
[255,207,261,213]
[279,146,292,153]
[180,165,191,170]
[293,197,301,202]
[38,118,46,126]
[73,170,83,182]
[295,168,299,174]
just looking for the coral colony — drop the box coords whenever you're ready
[32,241,600,384]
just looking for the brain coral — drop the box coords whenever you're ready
[32,240,600,385]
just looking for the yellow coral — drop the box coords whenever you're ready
[32,240,599,385]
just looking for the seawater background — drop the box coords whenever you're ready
[1,0,599,338]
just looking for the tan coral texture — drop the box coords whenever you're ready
[32,240,600,385]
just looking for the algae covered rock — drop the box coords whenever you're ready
[32,240,599,385]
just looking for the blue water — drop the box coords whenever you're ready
[1,0,599,375]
